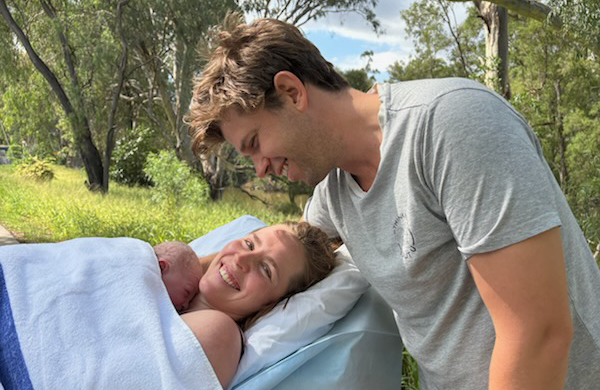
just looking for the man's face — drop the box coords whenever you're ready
[198,225,306,321]
[220,105,337,187]
[161,262,200,312]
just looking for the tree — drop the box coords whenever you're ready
[0,0,135,191]
[473,1,510,98]
[388,0,483,82]
[551,0,600,55]
[241,0,380,31]
[119,0,236,199]
[340,50,379,92]
[103,0,129,192]
[0,73,65,160]
[509,16,600,255]
[0,0,104,188]
[446,0,572,98]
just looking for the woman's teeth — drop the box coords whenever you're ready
[220,266,240,290]
[282,160,289,178]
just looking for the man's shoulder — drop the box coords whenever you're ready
[382,77,489,109]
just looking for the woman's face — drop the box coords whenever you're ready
[198,224,306,321]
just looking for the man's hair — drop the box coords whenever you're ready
[154,241,198,271]
[240,221,338,330]
[187,13,348,156]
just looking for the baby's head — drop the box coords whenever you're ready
[154,241,202,312]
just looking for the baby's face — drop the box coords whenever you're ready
[162,264,200,312]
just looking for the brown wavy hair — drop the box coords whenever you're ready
[187,12,348,157]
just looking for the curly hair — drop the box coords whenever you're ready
[187,12,348,157]
[239,221,338,330]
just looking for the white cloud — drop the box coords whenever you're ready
[333,49,410,73]
[371,50,411,71]
[302,0,412,44]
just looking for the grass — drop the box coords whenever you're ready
[0,165,296,245]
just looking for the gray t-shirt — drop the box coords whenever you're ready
[304,79,600,389]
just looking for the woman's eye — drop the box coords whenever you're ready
[251,135,258,149]
[245,239,254,250]
[262,263,272,279]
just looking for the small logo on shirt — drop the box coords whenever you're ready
[393,214,417,260]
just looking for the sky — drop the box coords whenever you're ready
[298,0,468,82]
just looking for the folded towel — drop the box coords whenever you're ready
[0,237,221,390]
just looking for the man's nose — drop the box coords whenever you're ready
[252,155,270,178]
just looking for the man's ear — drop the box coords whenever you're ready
[273,71,307,111]
[158,259,169,274]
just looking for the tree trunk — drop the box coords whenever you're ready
[0,121,10,145]
[450,0,561,28]
[475,1,511,99]
[553,80,569,190]
[200,145,228,201]
[103,0,129,193]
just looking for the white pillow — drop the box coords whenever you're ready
[188,216,370,387]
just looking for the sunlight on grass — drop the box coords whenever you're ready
[0,165,296,245]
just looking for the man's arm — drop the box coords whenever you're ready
[467,227,573,389]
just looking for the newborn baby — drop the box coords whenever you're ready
[154,241,203,312]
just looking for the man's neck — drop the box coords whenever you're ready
[328,87,382,192]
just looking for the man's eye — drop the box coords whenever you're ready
[251,135,258,149]
[245,239,254,250]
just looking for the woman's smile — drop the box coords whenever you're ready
[219,264,240,290]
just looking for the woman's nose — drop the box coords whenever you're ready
[234,251,253,272]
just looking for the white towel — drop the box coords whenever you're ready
[0,237,221,390]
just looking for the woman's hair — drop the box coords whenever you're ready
[187,12,348,156]
[239,221,338,330]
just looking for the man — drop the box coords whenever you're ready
[187,14,600,389]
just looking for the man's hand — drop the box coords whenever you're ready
[467,227,573,389]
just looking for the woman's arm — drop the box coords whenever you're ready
[181,309,242,388]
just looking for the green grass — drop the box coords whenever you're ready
[0,165,296,245]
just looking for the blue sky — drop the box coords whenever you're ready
[300,0,468,82]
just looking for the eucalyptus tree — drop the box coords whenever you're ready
[509,17,600,254]
[388,0,483,82]
[0,0,131,191]
[240,0,380,31]
[122,0,236,167]
[0,72,64,159]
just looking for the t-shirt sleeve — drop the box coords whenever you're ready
[303,180,340,238]
[423,88,562,258]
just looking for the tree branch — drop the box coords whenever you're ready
[449,0,562,28]
[0,0,74,115]
[437,0,470,76]
[103,0,130,192]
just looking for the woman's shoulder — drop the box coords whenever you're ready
[181,309,242,387]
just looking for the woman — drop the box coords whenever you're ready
[181,221,337,387]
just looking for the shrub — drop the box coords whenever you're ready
[110,127,157,186]
[7,144,26,163]
[15,156,55,182]
[143,150,209,206]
